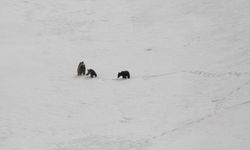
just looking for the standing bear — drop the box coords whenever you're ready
[77,61,86,76]
[86,69,97,78]
[117,71,130,79]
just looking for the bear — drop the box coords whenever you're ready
[77,61,86,76]
[86,69,97,78]
[117,71,130,79]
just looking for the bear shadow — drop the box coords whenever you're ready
[73,75,97,79]
[113,78,130,81]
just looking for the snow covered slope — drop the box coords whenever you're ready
[0,0,250,149]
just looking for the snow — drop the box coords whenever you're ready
[0,0,250,149]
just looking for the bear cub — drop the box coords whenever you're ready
[86,69,97,78]
[77,61,86,76]
[117,71,130,79]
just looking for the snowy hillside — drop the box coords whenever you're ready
[0,0,250,149]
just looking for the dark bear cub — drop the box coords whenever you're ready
[117,71,130,79]
[77,61,86,76]
[86,69,97,78]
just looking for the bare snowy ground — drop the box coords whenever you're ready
[0,0,250,149]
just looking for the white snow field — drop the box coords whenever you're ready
[1,0,250,149]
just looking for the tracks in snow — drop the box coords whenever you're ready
[152,99,250,141]
[75,70,250,81]
[50,135,152,150]
[183,70,250,78]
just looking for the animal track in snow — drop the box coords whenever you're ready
[0,117,12,144]
[50,135,152,150]
[183,70,250,78]
[152,96,250,141]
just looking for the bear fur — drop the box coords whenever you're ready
[117,71,130,79]
[86,69,97,78]
[77,61,86,76]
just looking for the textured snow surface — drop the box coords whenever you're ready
[0,0,250,149]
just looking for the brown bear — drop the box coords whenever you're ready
[77,61,86,76]
[117,71,130,79]
[86,69,97,78]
